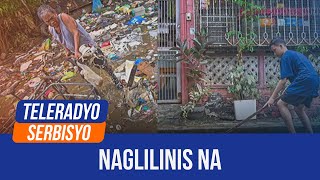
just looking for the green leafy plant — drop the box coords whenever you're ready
[171,28,210,118]
[267,79,279,90]
[228,65,259,100]
[296,45,310,54]
[181,83,210,118]
[226,31,257,56]
[227,0,263,62]
[226,0,262,101]
[172,28,208,81]
[295,45,320,74]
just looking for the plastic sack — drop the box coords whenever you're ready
[119,4,131,14]
[76,62,103,87]
[108,53,119,61]
[135,58,143,65]
[127,16,146,25]
[41,38,51,51]
[92,0,103,13]
[61,71,76,81]
[131,6,145,17]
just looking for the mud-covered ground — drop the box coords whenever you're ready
[158,116,320,133]
[0,51,157,134]
[0,0,158,133]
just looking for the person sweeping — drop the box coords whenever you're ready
[267,38,319,133]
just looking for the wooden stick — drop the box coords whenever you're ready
[226,95,283,133]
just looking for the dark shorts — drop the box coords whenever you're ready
[281,94,314,108]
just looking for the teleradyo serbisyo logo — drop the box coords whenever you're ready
[13,100,108,143]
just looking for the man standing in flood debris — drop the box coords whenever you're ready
[37,4,96,59]
[267,38,319,133]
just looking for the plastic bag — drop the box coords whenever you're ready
[127,16,146,25]
[76,62,103,87]
[131,6,145,17]
[92,0,103,13]
[61,71,76,81]
[41,38,51,51]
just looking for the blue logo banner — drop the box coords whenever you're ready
[16,100,109,123]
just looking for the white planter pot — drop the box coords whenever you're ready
[234,99,257,121]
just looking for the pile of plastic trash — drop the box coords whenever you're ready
[0,0,159,126]
[77,0,158,120]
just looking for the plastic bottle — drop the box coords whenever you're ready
[132,6,145,17]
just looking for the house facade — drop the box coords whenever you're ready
[157,0,320,118]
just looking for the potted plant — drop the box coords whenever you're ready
[226,0,262,120]
[171,29,210,119]
[228,65,259,120]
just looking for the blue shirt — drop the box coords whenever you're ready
[280,50,319,97]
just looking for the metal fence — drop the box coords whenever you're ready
[157,0,181,103]
[199,0,320,46]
